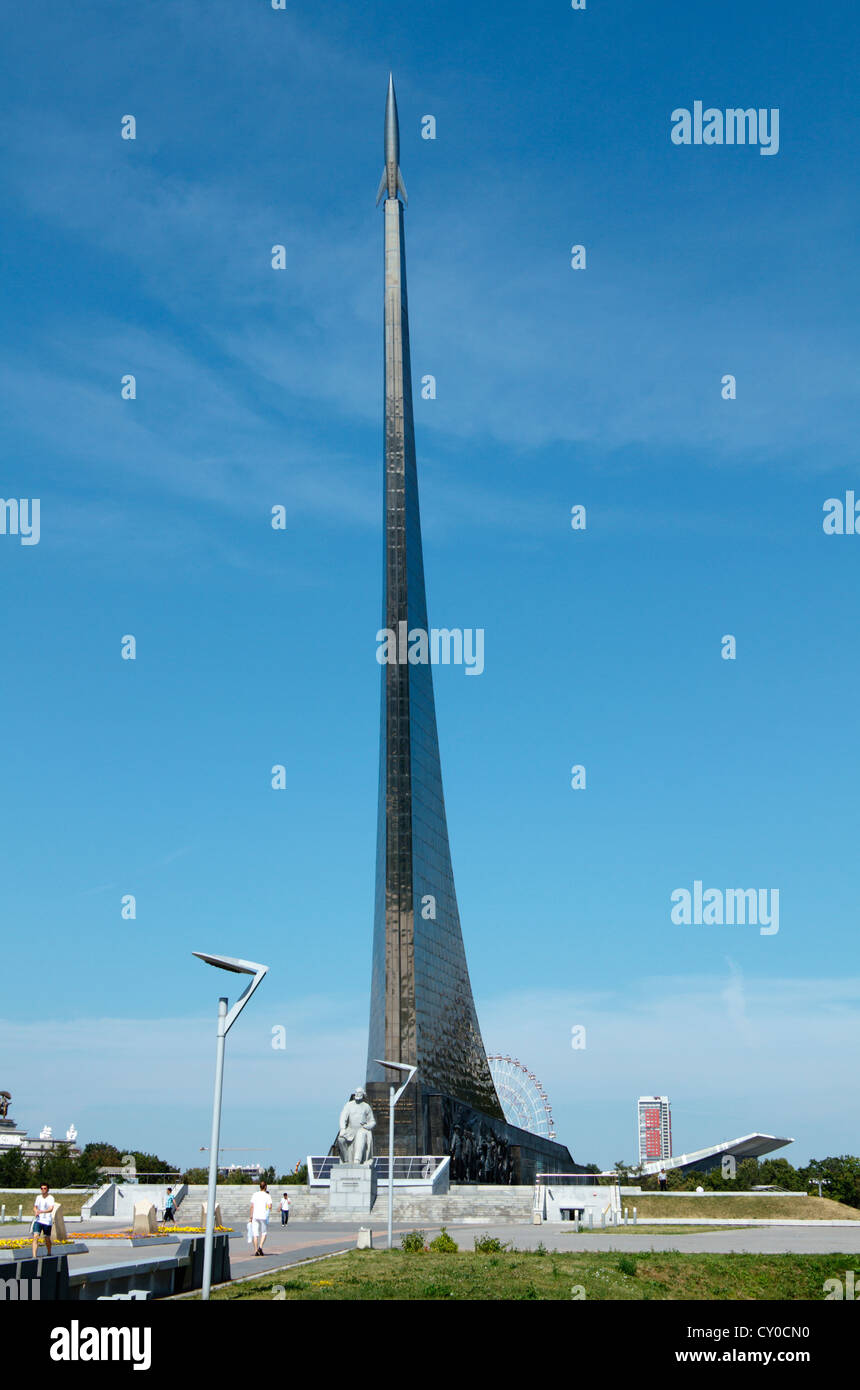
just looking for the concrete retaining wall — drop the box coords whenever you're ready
[82,1182,188,1221]
[180,1183,535,1225]
[81,1183,115,1218]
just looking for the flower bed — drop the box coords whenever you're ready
[0,1225,231,1250]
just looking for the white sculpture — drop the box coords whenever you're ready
[337,1087,376,1164]
[66,1124,78,1143]
[39,1125,52,1140]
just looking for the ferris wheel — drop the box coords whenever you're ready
[487,1054,556,1140]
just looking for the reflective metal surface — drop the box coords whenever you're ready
[365,78,504,1130]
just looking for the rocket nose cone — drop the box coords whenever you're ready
[384,74,399,164]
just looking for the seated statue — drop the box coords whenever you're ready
[337,1087,376,1165]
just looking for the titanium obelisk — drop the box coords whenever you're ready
[365,75,504,1132]
[364,76,577,1181]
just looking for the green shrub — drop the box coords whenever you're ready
[618,1255,637,1276]
[428,1228,458,1253]
[400,1230,428,1253]
[473,1233,509,1253]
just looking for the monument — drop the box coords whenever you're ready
[330,1090,379,1213]
[337,1088,376,1164]
[0,1090,33,1156]
[363,77,579,1183]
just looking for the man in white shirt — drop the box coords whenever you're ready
[280,1192,291,1225]
[249,1181,273,1255]
[32,1182,56,1257]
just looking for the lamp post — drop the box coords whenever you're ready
[194,952,268,1300]
[373,1059,417,1249]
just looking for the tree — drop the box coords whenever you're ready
[130,1150,177,1178]
[757,1157,805,1191]
[669,1167,705,1191]
[0,1146,32,1188]
[34,1143,79,1189]
[78,1141,177,1179]
[802,1156,860,1209]
[80,1141,125,1171]
[181,1167,209,1185]
[278,1164,308,1185]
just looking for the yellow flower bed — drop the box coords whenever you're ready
[0,1226,231,1250]
[83,1226,232,1239]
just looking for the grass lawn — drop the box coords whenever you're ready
[213,1248,858,1301]
[629,1194,860,1221]
[0,1190,92,1217]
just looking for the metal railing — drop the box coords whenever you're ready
[308,1155,445,1184]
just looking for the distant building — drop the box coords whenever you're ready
[638,1096,673,1164]
[0,1112,81,1162]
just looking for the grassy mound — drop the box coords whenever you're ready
[0,1190,93,1217]
[628,1194,860,1221]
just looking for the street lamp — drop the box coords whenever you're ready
[193,952,268,1300]
[372,1059,417,1250]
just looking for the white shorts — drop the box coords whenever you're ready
[251,1218,268,1238]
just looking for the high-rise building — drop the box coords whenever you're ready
[362,76,577,1183]
[638,1096,673,1164]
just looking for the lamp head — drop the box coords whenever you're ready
[193,952,266,976]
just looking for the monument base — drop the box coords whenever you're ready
[364,1083,584,1185]
[329,1163,377,1214]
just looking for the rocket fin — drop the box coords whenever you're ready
[397,168,408,205]
[375,170,387,206]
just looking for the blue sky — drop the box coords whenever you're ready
[1,0,858,1171]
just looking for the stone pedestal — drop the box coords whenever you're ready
[132,1201,157,1235]
[329,1164,376,1214]
[201,1201,223,1229]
